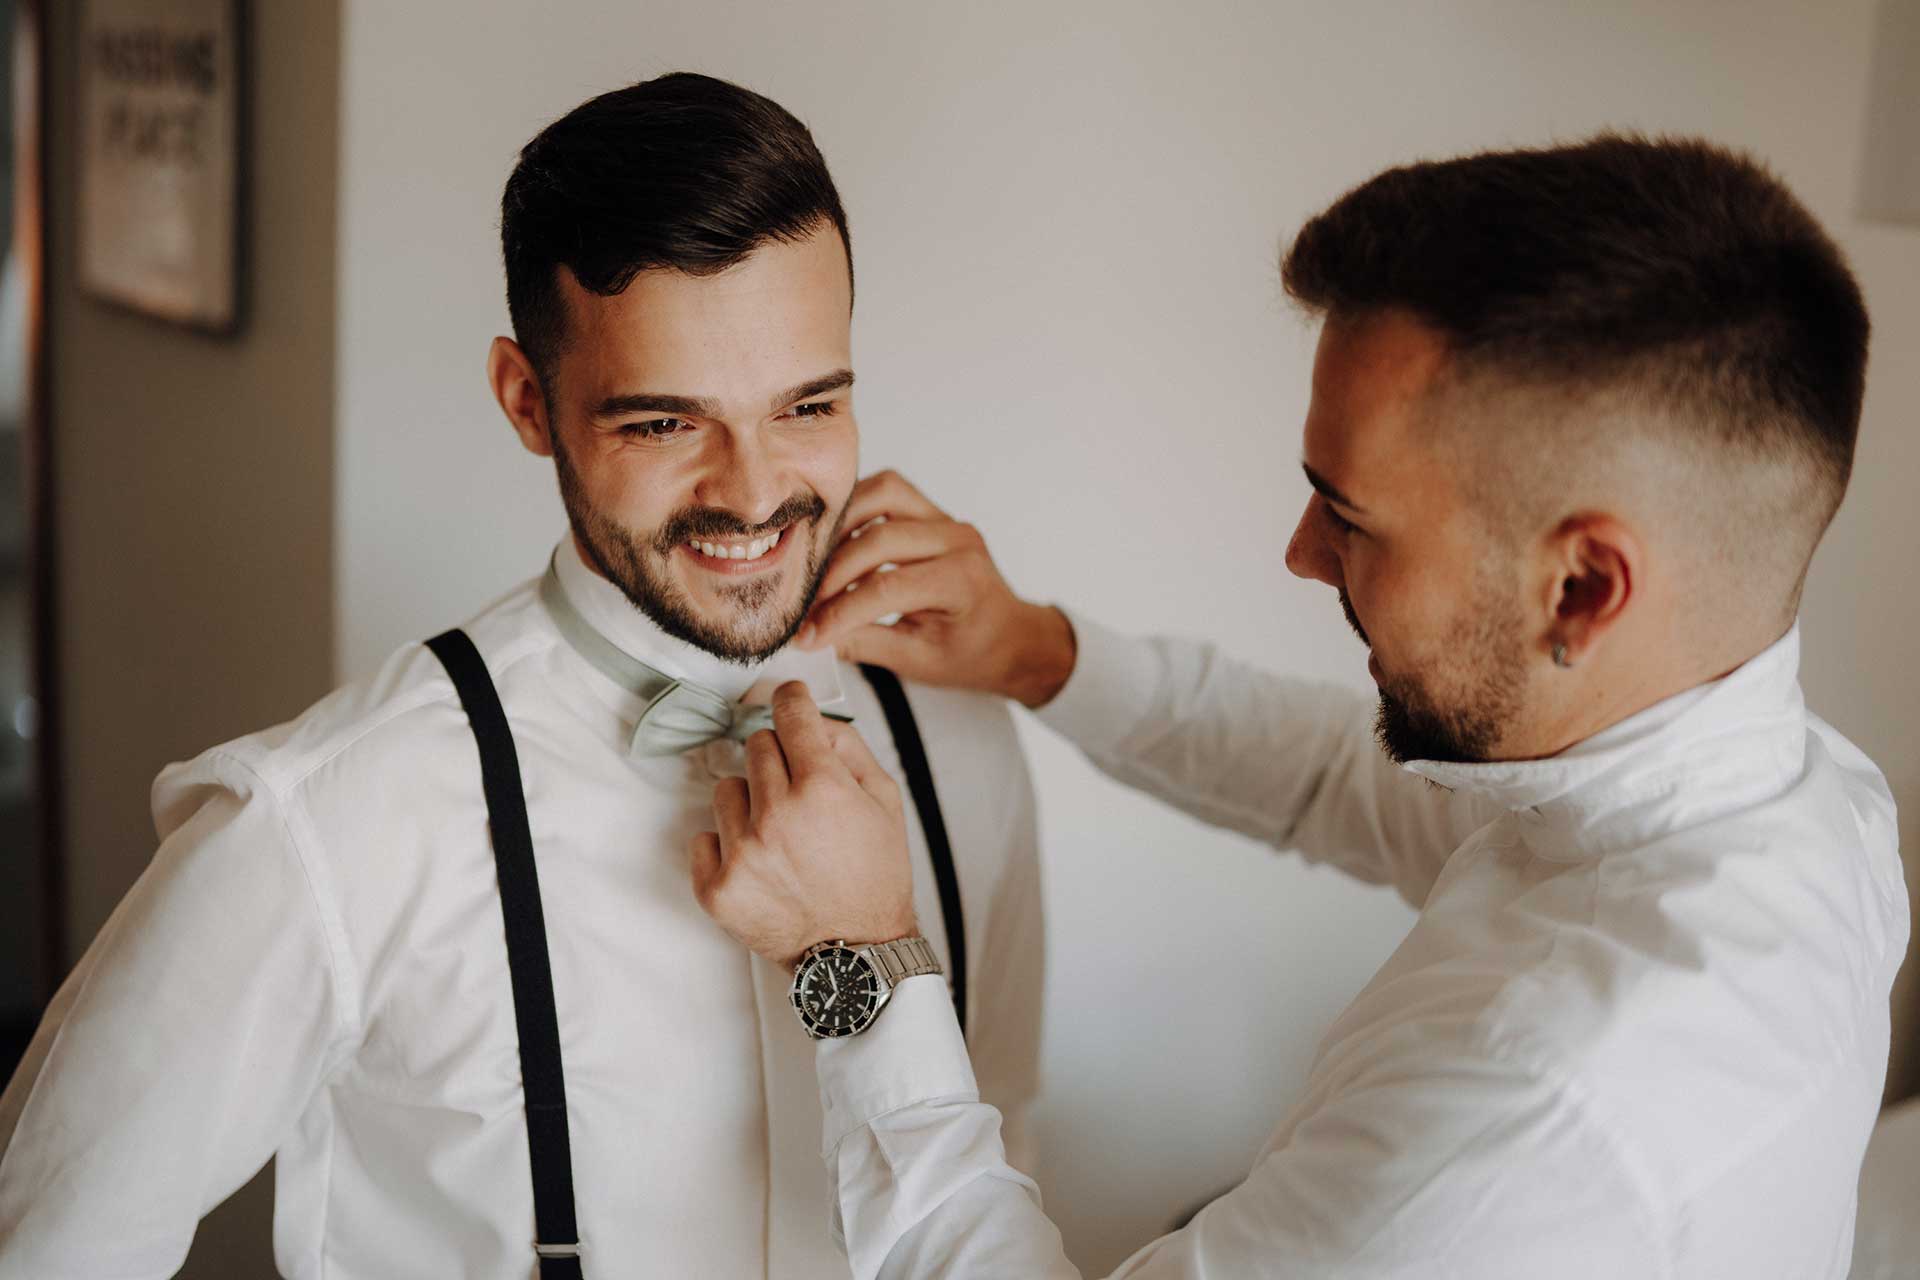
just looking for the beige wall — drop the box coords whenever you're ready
[46,2,339,1273]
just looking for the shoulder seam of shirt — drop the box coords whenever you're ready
[271,630,555,799]
[199,745,366,1049]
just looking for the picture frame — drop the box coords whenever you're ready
[76,0,245,334]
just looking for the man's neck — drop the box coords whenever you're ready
[1516,613,1791,761]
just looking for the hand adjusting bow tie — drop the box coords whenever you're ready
[539,566,850,757]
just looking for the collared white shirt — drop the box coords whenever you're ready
[817,612,1906,1279]
[0,537,1044,1280]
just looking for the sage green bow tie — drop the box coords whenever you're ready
[539,566,849,757]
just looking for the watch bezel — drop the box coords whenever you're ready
[789,941,887,1039]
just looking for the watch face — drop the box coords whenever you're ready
[792,946,882,1037]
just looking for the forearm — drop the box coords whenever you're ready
[819,978,1082,1280]
[821,984,1665,1280]
[1035,612,1469,901]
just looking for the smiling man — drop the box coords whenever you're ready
[692,135,1908,1277]
[0,74,1043,1279]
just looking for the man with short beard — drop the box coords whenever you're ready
[0,75,1043,1279]
[693,135,1907,1277]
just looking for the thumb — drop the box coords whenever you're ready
[689,830,724,913]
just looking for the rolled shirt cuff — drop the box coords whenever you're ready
[817,974,980,1158]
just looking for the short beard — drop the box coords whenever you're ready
[552,433,844,665]
[1342,572,1528,766]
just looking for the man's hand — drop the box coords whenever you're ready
[690,681,918,970]
[796,470,1077,709]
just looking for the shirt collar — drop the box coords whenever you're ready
[1402,623,1808,851]
[548,534,845,708]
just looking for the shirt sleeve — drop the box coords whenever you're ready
[0,750,353,1279]
[1036,610,1489,907]
[817,980,1667,1280]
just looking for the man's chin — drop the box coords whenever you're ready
[1374,686,1502,766]
[668,579,810,661]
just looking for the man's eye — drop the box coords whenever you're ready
[785,400,839,421]
[621,417,694,439]
[1322,501,1358,536]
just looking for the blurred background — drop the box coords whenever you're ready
[2,1,1916,1274]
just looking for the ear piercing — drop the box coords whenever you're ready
[1551,643,1573,669]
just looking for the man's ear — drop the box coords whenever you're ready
[488,336,555,458]
[1539,513,1639,666]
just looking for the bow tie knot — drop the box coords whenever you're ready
[630,679,778,757]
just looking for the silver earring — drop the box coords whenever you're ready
[1551,642,1573,669]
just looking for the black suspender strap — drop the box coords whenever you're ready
[858,664,967,1038]
[425,630,585,1280]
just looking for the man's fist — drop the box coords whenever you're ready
[796,470,1077,709]
[690,681,918,970]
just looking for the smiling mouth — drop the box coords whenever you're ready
[682,523,795,570]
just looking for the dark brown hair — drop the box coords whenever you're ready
[502,72,851,384]
[1282,134,1869,511]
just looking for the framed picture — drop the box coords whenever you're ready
[77,0,244,334]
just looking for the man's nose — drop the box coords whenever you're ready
[697,429,788,528]
[1284,499,1341,588]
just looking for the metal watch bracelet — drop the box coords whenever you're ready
[865,935,942,986]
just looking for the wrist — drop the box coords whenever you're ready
[784,912,919,973]
[1004,603,1078,709]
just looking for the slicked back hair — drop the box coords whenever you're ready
[1281,134,1870,538]
[502,72,851,387]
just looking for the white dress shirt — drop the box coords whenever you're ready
[0,537,1045,1280]
[817,612,1907,1279]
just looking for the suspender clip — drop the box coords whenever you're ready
[534,1241,582,1258]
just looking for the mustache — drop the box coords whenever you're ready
[652,492,827,553]
[1339,589,1370,648]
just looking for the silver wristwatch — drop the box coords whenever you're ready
[789,936,943,1039]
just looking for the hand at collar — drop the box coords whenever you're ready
[689,681,919,969]
[795,471,1078,709]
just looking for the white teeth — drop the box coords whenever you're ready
[689,531,782,562]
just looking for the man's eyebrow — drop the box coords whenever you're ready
[771,369,854,411]
[1302,462,1367,514]
[592,390,723,419]
[590,369,854,421]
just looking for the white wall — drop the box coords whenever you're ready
[336,3,1920,1270]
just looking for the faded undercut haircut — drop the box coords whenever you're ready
[1281,133,1870,586]
[501,71,852,388]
